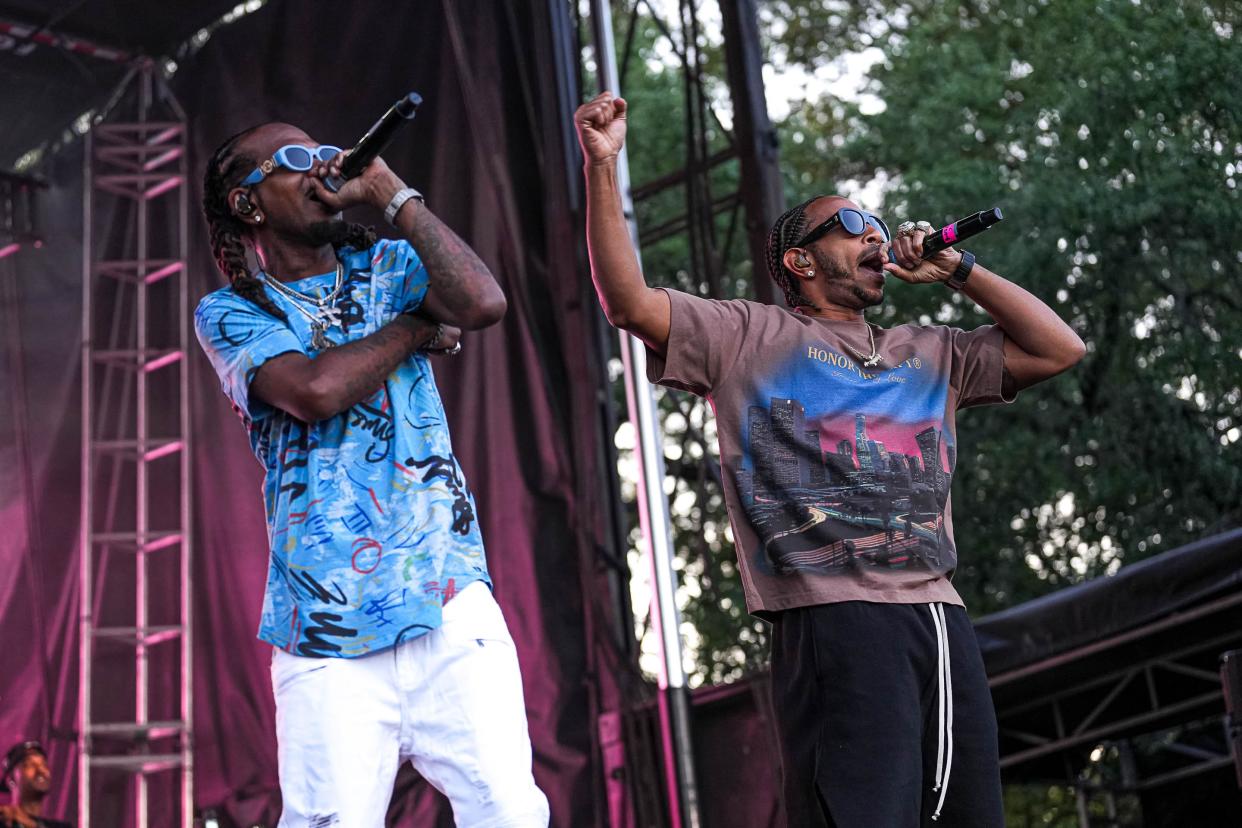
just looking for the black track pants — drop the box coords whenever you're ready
[770,600,1004,827]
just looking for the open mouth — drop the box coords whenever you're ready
[857,247,886,281]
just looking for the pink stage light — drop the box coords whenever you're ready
[0,243,21,259]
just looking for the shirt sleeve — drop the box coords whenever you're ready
[369,238,429,315]
[194,291,307,421]
[950,324,1016,409]
[645,288,754,397]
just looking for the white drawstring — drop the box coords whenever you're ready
[929,603,954,821]
[930,604,946,789]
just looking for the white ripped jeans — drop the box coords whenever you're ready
[271,581,550,828]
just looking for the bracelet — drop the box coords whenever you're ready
[945,250,976,291]
[384,187,425,225]
[421,322,445,352]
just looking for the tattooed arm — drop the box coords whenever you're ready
[251,315,461,422]
[310,155,506,330]
[392,200,507,330]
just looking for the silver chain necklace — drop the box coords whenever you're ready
[263,262,344,350]
[842,322,882,368]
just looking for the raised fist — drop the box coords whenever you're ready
[574,91,628,166]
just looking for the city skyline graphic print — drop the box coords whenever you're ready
[735,339,956,577]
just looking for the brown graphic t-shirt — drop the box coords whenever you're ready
[647,289,1015,615]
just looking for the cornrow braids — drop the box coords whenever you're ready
[201,126,378,319]
[202,126,287,321]
[764,196,820,308]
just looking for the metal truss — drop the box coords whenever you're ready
[611,0,782,305]
[0,15,133,64]
[597,0,785,690]
[992,591,1242,824]
[79,61,193,827]
[576,0,784,681]
[577,1,787,824]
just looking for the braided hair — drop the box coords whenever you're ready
[202,126,283,319]
[201,127,378,320]
[764,195,821,308]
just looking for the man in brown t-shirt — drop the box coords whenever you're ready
[575,91,1085,827]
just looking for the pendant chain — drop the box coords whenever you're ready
[262,261,345,350]
[841,323,882,368]
[793,306,883,368]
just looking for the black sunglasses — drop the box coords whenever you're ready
[793,208,891,248]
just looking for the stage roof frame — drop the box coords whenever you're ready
[0,0,247,169]
[974,528,1242,790]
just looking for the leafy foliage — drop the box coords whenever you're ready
[830,0,1242,612]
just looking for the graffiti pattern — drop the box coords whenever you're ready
[195,239,491,659]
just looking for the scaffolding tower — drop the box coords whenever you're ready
[576,1,785,825]
[79,61,193,827]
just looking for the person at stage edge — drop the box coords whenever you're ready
[195,122,549,827]
[1,741,70,828]
[575,91,1085,827]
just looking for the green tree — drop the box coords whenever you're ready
[832,0,1242,612]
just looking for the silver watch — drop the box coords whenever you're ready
[384,187,425,225]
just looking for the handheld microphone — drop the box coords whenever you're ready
[324,92,423,193]
[908,208,1004,259]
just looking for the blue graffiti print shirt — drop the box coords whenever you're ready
[194,239,490,657]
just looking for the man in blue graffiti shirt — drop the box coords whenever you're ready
[195,123,548,827]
